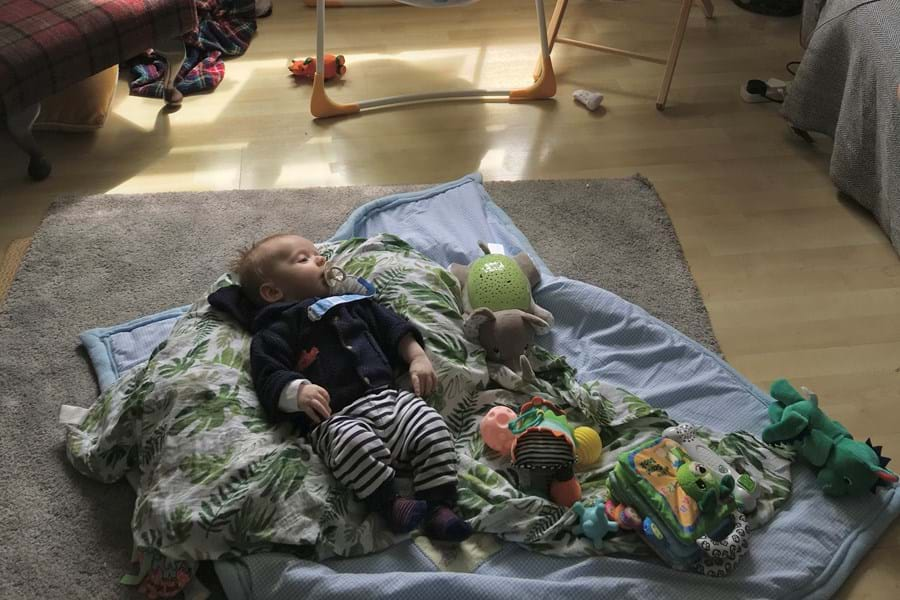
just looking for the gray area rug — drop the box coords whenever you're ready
[0,176,717,599]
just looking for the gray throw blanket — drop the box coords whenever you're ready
[782,0,900,255]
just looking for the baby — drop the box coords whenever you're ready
[215,233,471,541]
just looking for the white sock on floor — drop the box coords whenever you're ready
[573,89,604,111]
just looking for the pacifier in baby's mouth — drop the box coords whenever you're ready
[324,264,375,296]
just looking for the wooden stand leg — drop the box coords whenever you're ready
[7,103,51,181]
[156,37,186,106]
[656,0,694,111]
[535,0,569,79]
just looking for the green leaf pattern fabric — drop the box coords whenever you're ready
[65,234,792,565]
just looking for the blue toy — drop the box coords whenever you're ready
[572,501,619,548]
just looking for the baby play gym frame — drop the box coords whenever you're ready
[310,0,557,118]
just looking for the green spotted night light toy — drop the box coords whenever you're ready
[466,253,533,312]
[449,243,555,372]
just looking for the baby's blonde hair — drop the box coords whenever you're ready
[230,233,293,305]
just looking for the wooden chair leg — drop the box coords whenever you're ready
[656,0,694,110]
[7,103,51,181]
[535,0,569,79]
[546,0,570,54]
[156,36,186,106]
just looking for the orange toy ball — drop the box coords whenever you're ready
[550,478,582,507]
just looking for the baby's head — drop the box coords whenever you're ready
[231,234,330,305]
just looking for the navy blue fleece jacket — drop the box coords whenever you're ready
[208,285,422,434]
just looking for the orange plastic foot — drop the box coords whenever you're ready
[310,74,360,118]
[510,56,557,101]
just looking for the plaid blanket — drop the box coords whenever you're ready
[130,0,256,98]
[0,0,197,114]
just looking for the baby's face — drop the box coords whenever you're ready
[260,235,330,302]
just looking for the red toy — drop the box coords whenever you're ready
[289,54,346,80]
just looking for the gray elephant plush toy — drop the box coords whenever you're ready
[449,243,554,372]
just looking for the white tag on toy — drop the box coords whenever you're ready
[486,243,505,255]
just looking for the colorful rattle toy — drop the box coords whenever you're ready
[763,379,898,496]
[508,397,581,507]
[479,398,606,507]
[289,54,347,80]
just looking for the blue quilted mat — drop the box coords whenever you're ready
[82,174,899,599]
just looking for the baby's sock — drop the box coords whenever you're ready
[363,478,427,533]
[572,89,604,111]
[424,506,473,542]
[387,497,427,533]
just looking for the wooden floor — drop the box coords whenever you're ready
[1,1,897,595]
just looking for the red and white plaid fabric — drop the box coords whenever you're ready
[0,0,197,114]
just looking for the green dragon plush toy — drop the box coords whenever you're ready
[762,379,898,496]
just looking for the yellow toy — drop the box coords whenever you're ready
[573,426,602,467]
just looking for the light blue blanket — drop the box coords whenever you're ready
[83,174,899,599]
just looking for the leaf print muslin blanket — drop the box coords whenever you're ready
[65,234,792,563]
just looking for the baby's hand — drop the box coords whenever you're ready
[409,356,437,398]
[297,384,332,424]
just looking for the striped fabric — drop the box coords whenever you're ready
[782,0,900,254]
[0,0,197,114]
[512,434,574,470]
[309,389,458,499]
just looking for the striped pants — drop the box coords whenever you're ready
[308,389,458,500]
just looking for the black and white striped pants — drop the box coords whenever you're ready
[308,389,458,499]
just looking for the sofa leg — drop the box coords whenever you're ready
[156,37,186,106]
[7,103,51,181]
